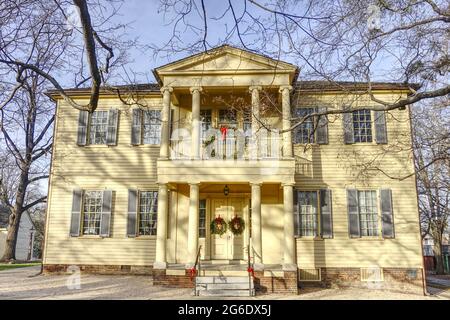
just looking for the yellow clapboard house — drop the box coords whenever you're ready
[43,45,424,295]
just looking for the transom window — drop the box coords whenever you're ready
[294,108,316,144]
[294,191,318,237]
[138,191,158,236]
[358,190,378,236]
[353,109,373,143]
[143,110,161,144]
[89,111,109,144]
[82,191,103,235]
[199,199,207,238]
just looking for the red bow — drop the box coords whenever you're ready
[247,267,254,277]
[188,267,197,280]
[220,126,228,141]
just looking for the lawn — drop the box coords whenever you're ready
[0,263,41,271]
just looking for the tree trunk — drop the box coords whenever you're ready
[1,209,22,261]
[433,241,445,275]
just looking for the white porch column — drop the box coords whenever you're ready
[249,86,262,159]
[283,183,297,270]
[190,86,203,159]
[251,183,264,270]
[154,183,169,269]
[186,183,200,267]
[159,86,173,159]
[279,85,293,158]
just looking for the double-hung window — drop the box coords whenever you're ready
[294,108,316,144]
[89,111,109,144]
[82,191,103,235]
[294,191,319,237]
[357,190,378,236]
[142,110,161,144]
[352,109,373,143]
[138,191,158,236]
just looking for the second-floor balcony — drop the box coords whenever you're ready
[170,127,282,160]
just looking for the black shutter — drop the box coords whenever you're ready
[320,189,333,238]
[77,111,89,146]
[106,109,119,145]
[100,190,112,237]
[127,189,138,237]
[316,107,329,144]
[70,189,83,237]
[343,112,354,144]
[131,109,142,145]
[374,111,387,144]
[380,189,395,238]
[347,189,360,238]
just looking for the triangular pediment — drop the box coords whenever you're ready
[154,45,298,75]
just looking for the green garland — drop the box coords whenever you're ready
[210,215,227,235]
[228,215,245,235]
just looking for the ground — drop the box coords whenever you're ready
[0,266,449,300]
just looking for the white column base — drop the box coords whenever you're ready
[282,263,298,272]
[153,261,167,270]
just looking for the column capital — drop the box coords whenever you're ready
[279,85,293,93]
[282,183,295,187]
[188,182,200,187]
[189,86,203,94]
[160,86,173,94]
[250,182,262,187]
[249,85,262,93]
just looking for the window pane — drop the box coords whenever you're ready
[139,191,158,235]
[89,111,109,144]
[82,191,103,235]
[143,110,161,144]
[352,110,373,143]
[294,108,315,144]
[199,199,207,238]
[358,190,378,236]
[296,191,318,237]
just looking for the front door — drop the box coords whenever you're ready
[211,198,245,260]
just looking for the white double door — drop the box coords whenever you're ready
[210,198,245,260]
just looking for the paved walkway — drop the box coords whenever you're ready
[0,266,448,300]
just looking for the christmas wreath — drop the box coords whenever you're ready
[228,215,245,235]
[210,215,227,235]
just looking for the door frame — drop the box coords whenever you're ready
[201,194,250,261]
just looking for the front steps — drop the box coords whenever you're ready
[195,276,255,297]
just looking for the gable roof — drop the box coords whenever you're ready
[153,44,299,84]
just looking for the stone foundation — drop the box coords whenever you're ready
[43,264,153,275]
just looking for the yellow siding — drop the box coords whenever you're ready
[294,92,422,268]
[44,97,162,266]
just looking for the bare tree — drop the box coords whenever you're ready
[414,102,450,274]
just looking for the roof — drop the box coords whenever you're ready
[295,81,420,92]
[47,80,417,99]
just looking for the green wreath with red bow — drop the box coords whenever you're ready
[210,215,227,235]
[228,215,245,235]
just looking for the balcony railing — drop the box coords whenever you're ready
[169,129,282,160]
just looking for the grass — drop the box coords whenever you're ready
[0,263,41,271]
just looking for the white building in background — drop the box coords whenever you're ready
[0,211,37,261]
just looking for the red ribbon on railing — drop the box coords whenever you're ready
[247,266,254,277]
[220,126,228,141]
[189,267,197,280]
